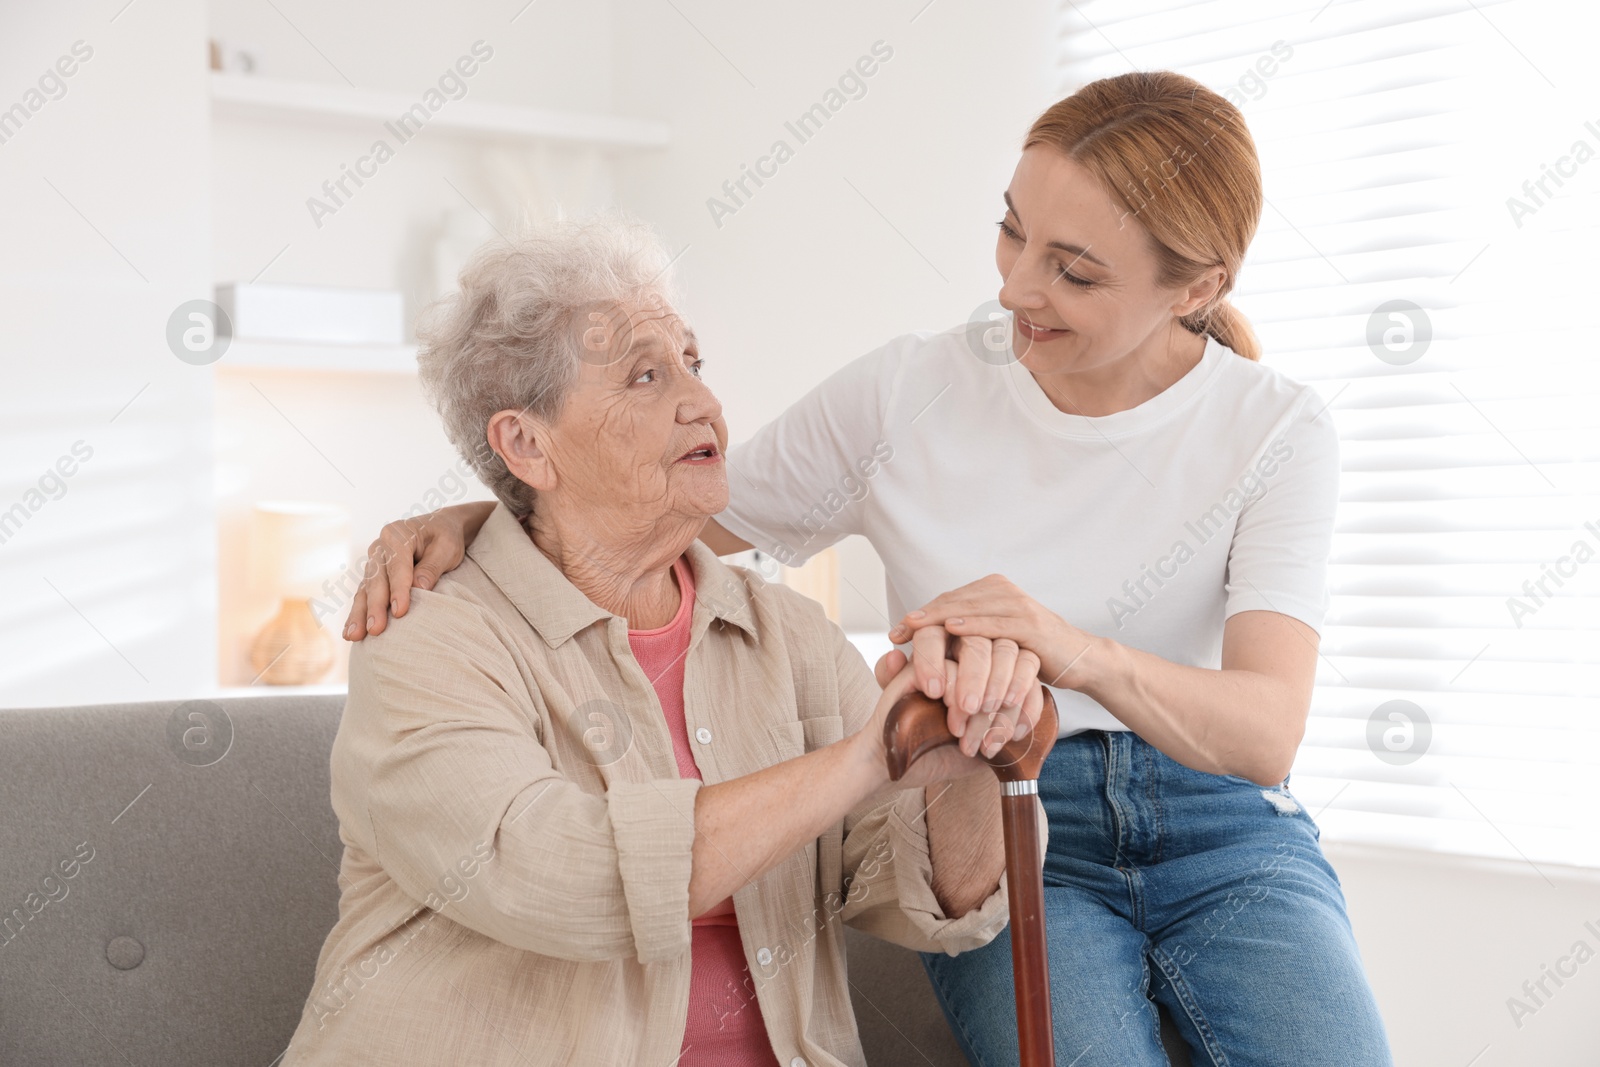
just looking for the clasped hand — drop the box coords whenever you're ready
[883,574,1100,760]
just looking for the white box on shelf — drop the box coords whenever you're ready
[216,283,404,345]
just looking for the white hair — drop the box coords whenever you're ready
[416,212,679,516]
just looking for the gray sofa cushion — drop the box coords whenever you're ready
[0,696,345,1066]
[0,695,1188,1066]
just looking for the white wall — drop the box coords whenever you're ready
[1330,843,1600,1067]
[610,0,1060,632]
[0,0,214,707]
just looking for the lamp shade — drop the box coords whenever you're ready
[249,501,350,599]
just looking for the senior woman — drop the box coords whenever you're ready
[344,72,1394,1066]
[280,216,1048,1067]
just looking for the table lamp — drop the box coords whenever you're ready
[248,501,350,685]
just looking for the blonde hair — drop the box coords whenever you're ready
[1025,71,1264,361]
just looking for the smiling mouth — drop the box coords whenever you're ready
[1018,314,1069,335]
[677,443,721,462]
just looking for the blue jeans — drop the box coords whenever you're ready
[920,729,1393,1066]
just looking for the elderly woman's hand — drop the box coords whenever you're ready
[851,653,998,792]
[343,501,496,639]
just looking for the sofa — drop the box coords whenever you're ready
[0,695,1192,1065]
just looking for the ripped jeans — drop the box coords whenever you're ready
[920,728,1393,1066]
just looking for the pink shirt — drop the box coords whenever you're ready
[628,556,780,1067]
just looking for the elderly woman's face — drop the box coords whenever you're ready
[538,300,729,531]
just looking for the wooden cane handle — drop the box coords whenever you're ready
[883,686,1058,783]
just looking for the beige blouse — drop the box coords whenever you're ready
[282,502,1046,1067]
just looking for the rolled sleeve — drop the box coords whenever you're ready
[349,593,700,966]
[607,778,702,963]
[841,785,1047,956]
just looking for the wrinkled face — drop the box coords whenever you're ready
[539,299,729,532]
[995,146,1204,375]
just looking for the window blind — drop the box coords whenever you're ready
[1055,0,1600,869]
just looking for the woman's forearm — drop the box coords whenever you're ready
[890,579,1311,788]
[1076,635,1305,786]
[923,769,1004,917]
[688,737,881,917]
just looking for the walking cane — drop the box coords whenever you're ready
[883,686,1059,1067]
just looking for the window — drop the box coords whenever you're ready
[1056,0,1600,869]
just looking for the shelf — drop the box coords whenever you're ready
[219,339,418,373]
[210,72,670,149]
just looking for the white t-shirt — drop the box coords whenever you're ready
[715,322,1341,738]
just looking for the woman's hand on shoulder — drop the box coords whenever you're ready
[343,501,496,640]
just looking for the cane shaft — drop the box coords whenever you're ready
[1001,787,1054,1067]
[881,686,1059,1064]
